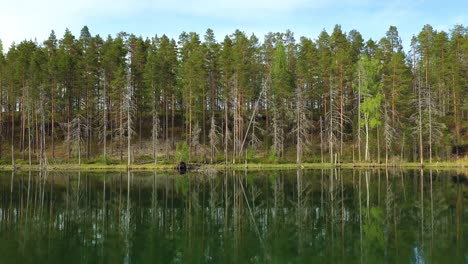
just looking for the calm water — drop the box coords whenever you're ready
[0,169,466,263]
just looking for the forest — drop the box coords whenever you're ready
[0,24,466,167]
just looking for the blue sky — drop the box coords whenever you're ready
[0,0,466,52]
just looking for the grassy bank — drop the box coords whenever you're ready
[0,160,467,171]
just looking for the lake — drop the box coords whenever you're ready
[0,169,466,263]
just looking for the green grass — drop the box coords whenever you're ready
[0,160,466,171]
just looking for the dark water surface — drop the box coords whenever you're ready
[0,169,466,263]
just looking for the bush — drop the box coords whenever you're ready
[175,142,189,162]
[268,147,278,164]
[246,147,255,162]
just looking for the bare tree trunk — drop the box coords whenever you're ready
[418,77,423,166]
[11,106,15,167]
[21,92,25,159]
[120,94,124,162]
[209,115,215,164]
[377,126,380,164]
[165,91,169,160]
[34,107,38,158]
[426,47,432,164]
[152,103,160,165]
[239,83,265,157]
[171,94,175,151]
[86,86,91,160]
[320,117,323,164]
[339,64,344,164]
[78,117,81,166]
[27,85,31,170]
[153,106,157,165]
[51,83,55,159]
[139,110,142,151]
[202,83,206,147]
[296,84,305,165]
[224,80,229,164]
[0,80,2,159]
[233,84,237,164]
[329,82,334,164]
[188,81,192,161]
[385,101,389,166]
[127,104,131,168]
[428,84,433,164]
[103,74,107,161]
[357,71,362,162]
[67,97,71,161]
[40,94,48,168]
[365,114,369,162]
[414,48,424,166]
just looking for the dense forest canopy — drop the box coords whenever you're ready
[0,24,466,165]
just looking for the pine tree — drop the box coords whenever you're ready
[271,41,293,159]
[220,35,234,164]
[0,39,4,159]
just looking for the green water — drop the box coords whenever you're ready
[0,169,466,263]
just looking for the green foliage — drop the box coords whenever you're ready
[357,55,384,128]
[361,93,383,128]
[268,147,278,164]
[246,146,255,163]
[176,142,189,162]
[271,41,294,101]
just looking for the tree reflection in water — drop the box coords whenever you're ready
[0,169,465,263]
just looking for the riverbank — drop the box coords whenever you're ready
[0,161,467,171]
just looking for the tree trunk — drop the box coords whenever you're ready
[339,64,344,163]
[428,85,432,164]
[21,92,25,159]
[357,71,361,162]
[377,126,380,164]
[296,84,303,165]
[40,95,47,168]
[51,83,55,159]
[78,118,81,166]
[202,83,206,147]
[417,76,423,166]
[165,92,169,160]
[34,104,39,159]
[426,47,432,164]
[320,117,323,164]
[127,102,131,168]
[67,96,71,161]
[171,94,175,151]
[103,76,107,161]
[139,110,142,151]
[27,87,31,170]
[86,86,90,160]
[0,81,3,159]
[120,94,124,162]
[11,106,15,167]
[224,78,229,164]
[365,114,369,162]
[329,83,334,164]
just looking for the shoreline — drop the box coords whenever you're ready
[0,161,467,171]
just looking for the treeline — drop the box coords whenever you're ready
[0,24,466,166]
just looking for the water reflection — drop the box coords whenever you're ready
[0,169,466,263]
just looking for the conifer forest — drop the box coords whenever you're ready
[0,24,466,166]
